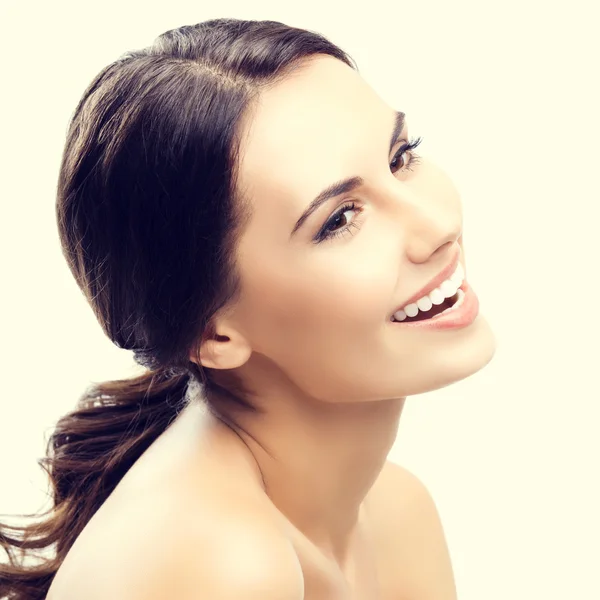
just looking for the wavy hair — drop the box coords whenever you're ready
[0,18,355,600]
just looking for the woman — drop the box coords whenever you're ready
[0,17,496,600]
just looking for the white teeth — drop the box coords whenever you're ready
[416,295,433,312]
[404,304,418,318]
[429,288,445,305]
[393,262,465,322]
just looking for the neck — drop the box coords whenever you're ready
[208,385,405,561]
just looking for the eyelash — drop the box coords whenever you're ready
[314,136,424,244]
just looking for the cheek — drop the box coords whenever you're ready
[236,227,396,350]
[243,260,392,347]
[285,255,393,329]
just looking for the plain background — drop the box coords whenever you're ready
[1,1,598,598]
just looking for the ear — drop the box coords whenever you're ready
[190,323,252,371]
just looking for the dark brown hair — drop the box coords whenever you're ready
[0,18,355,600]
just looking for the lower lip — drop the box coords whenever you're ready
[391,280,479,330]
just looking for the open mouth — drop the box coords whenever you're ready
[392,290,460,323]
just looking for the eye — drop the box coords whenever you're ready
[314,135,424,244]
[314,201,363,244]
[390,136,423,174]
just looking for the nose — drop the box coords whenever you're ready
[392,187,462,264]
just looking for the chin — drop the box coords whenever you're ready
[408,313,497,397]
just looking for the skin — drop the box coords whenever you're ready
[192,52,496,574]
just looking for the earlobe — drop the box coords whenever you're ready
[197,336,227,370]
[194,331,252,371]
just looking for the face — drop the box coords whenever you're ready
[206,55,496,403]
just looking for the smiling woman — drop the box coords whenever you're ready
[0,17,496,600]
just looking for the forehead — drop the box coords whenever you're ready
[236,55,393,217]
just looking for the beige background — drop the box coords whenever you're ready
[0,1,598,598]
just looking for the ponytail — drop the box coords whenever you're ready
[0,368,191,600]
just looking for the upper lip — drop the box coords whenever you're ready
[392,247,461,315]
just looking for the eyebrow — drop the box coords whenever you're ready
[290,110,406,238]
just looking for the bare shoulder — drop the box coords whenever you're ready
[48,407,304,599]
[365,460,458,600]
[50,497,303,600]
[124,510,304,600]
[48,476,304,600]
